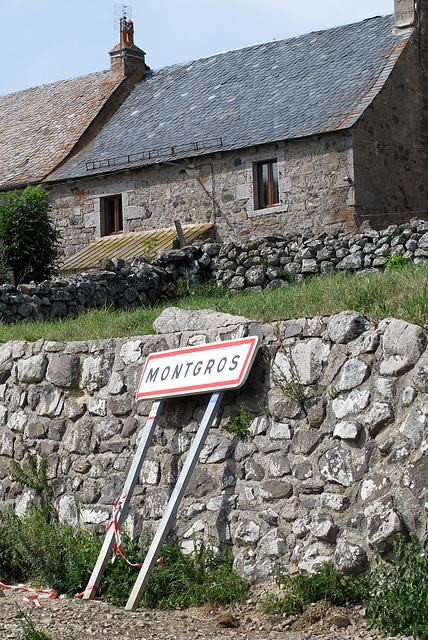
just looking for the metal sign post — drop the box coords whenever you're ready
[82,399,164,599]
[83,335,259,605]
[125,391,224,610]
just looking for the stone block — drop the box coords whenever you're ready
[291,429,323,455]
[88,397,107,416]
[363,402,394,437]
[234,440,257,461]
[321,492,349,512]
[269,421,293,440]
[36,385,64,417]
[307,398,326,428]
[399,410,426,448]
[334,539,368,574]
[360,475,390,502]
[81,355,113,392]
[140,459,160,485]
[380,318,426,376]
[364,498,405,552]
[46,354,79,387]
[235,519,261,545]
[244,458,265,481]
[327,311,366,344]
[63,418,92,454]
[199,435,233,464]
[413,365,428,392]
[297,542,333,574]
[17,354,48,383]
[333,420,362,441]
[259,528,287,557]
[337,357,370,391]
[268,454,291,477]
[310,513,338,542]
[206,494,237,511]
[260,480,293,500]
[319,446,355,487]
[332,389,370,419]
[57,494,79,526]
[120,340,144,365]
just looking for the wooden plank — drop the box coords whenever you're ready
[125,391,224,610]
[174,219,187,247]
[82,399,164,599]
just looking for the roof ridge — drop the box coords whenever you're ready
[0,69,112,100]
[150,14,394,76]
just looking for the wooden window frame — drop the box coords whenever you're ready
[102,195,123,236]
[255,159,279,209]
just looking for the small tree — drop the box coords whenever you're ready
[0,185,61,284]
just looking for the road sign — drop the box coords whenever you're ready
[84,334,260,608]
[136,335,259,400]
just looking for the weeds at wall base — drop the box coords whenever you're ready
[261,562,371,615]
[0,504,248,610]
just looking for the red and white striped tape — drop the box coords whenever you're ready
[0,582,57,607]
[107,494,143,568]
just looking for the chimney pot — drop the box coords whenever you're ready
[109,18,147,81]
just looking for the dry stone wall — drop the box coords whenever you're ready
[1,308,428,584]
[0,220,428,324]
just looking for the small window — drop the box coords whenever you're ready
[102,195,123,235]
[256,160,279,209]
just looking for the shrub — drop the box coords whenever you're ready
[366,534,428,639]
[228,405,252,439]
[263,562,370,614]
[103,538,249,609]
[0,185,61,284]
[0,503,248,608]
[386,254,408,270]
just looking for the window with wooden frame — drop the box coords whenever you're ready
[255,160,279,209]
[102,195,123,236]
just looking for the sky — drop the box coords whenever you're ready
[2,0,394,95]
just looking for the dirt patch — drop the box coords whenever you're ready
[0,583,398,640]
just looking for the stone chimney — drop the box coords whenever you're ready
[394,0,417,28]
[109,18,148,81]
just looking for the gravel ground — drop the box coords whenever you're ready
[0,584,414,640]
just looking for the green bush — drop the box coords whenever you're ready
[263,562,370,614]
[0,185,61,284]
[386,254,408,270]
[0,504,248,608]
[366,534,428,639]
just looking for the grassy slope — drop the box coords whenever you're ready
[0,263,426,343]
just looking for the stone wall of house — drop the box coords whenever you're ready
[48,130,354,259]
[0,219,427,324]
[1,307,428,584]
[353,34,428,228]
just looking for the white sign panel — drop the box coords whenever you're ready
[136,336,259,400]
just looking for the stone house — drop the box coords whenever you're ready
[0,0,427,259]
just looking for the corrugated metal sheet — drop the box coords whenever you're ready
[59,224,213,276]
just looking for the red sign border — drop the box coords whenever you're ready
[136,336,259,400]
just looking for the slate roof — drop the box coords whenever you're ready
[0,71,124,189]
[46,14,413,182]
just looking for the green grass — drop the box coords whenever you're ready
[0,263,426,343]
